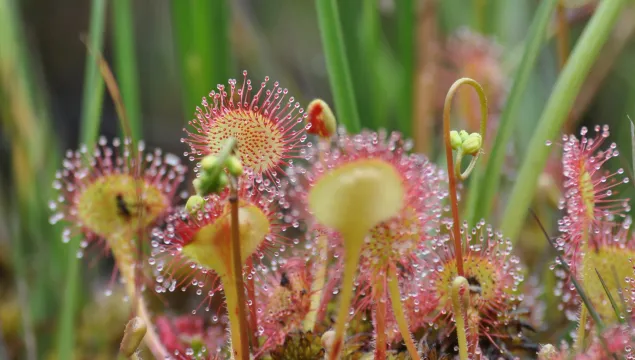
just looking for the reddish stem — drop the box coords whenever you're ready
[373,274,387,360]
[229,182,251,359]
[443,92,465,277]
[442,78,488,278]
[246,257,259,350]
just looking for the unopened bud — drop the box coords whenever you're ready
[537,344,558,360]
[201,155,219,172]
[462,133,482,155]
[185,195,205,214]
[321,330,336,356]
[196,172,230,196]
[120,317,147,357]
[450,130,462,150]
[306,99,337,138]
[225,155,244,176]
[192,178,203,195]
[459,130,469,142]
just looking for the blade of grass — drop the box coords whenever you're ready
[465,0,557,226]
[529,210,605,331]
[360,0,382,130]
[113,0,142,141]
[595,269,624,324]
[396,0,414,137]
[316,0,361,133]
[172,0,231,121]
[500,0,629,241]
[59,0,107,358]
[1,0,64,357]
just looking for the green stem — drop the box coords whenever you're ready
[387,266,421,360]
[113,0,142,141]
[467,0,557,226]
[329,231,364,360]
[500,0,629,241]
[111,236,168,358]
[451,276,469,360]
[574,225,590,353]
[576,306,588,352]
[316,0,361,133]
[58,1,107,358]
[396,0,414,137]
[303,234,328,331]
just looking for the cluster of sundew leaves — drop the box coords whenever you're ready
[51,71,635,360]
[549,126,633,323]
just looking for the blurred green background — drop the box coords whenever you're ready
[1,0,634,359]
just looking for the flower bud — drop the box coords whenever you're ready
[185,195,205,214]
[200,155,219,172]
[459,130,470,142]
[225,155,244,176]
[450,130,462,150]
[306,99,337,138]
[192,178,203,195]
[537,344,558,360]
[462,133,482,155]
[120,317,147,357]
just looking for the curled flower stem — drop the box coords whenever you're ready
[454,148,482,181]
[304,233,328,331]
[227,177,251,360]
[451,276,469,360]
[111,236,168,359]
[329,231,365,360]
[387,266,421,360]
[374,275,387,360]
[442,78,488,276]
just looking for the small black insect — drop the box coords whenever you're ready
[280,272,290,288]
[467,276,483,295]
[116,193,132,220]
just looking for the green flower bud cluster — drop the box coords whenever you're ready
[449,130,482,155]
[192,153,244,197]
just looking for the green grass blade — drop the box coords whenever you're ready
[59,0,107,358]
[529,211,605,331]
[595,269,624,324]
[113,0,142,141]
[172,0,231,121]
[465,0,557,226]
[360,0,382,130]
[316,0,361,133]
[395,0,414,137]
[78,0,106,149]
[500,0,629,241]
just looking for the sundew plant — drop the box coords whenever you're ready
[5,0,635,359]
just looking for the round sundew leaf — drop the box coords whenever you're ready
[581,246,634,322]
[308,158,404,241]
[76,174,169,238]
[181,204,270,277]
